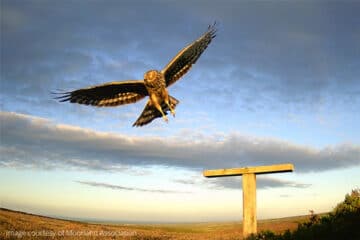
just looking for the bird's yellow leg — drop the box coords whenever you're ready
[151,95,168,122]
[164,91,175,117]
[165,99,175,117]
[160,108,168,122]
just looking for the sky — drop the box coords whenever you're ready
[0,0,359,223]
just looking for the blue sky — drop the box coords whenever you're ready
[1,0,359,222]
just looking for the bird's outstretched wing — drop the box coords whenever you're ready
[161,23,217,87]
[133,96,179,127]
[54,80,148,107]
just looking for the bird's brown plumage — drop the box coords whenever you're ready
[54,23,216,126]
[55,80,148,107]
[162,24,217,87]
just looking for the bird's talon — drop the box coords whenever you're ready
[163,116,169,122]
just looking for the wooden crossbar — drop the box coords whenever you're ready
[203,163,294,178]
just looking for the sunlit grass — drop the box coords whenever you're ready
[0,208,309,239]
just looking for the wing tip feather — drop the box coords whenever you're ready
[208,21,217,39]
[51,90,73,102]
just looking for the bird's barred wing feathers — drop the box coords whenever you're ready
[161,23,217,87]
[53,80,148,107]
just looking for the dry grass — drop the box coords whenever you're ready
[0,208,308,240]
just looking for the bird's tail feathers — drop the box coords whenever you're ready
[132,95,179,127]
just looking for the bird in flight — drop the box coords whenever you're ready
[55,23,216,127]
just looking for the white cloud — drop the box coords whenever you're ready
[1,111,359,173]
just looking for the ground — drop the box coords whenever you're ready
[0,208,309,240]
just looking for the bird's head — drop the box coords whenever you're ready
[144,70,160,84]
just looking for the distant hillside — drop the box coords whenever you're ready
[0,208,308,240]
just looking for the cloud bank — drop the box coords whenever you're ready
[1,112,359,174]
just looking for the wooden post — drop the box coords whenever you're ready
[203,163,294,238]
[243,173,256,237]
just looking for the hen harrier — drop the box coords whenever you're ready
[55,23,216,127]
